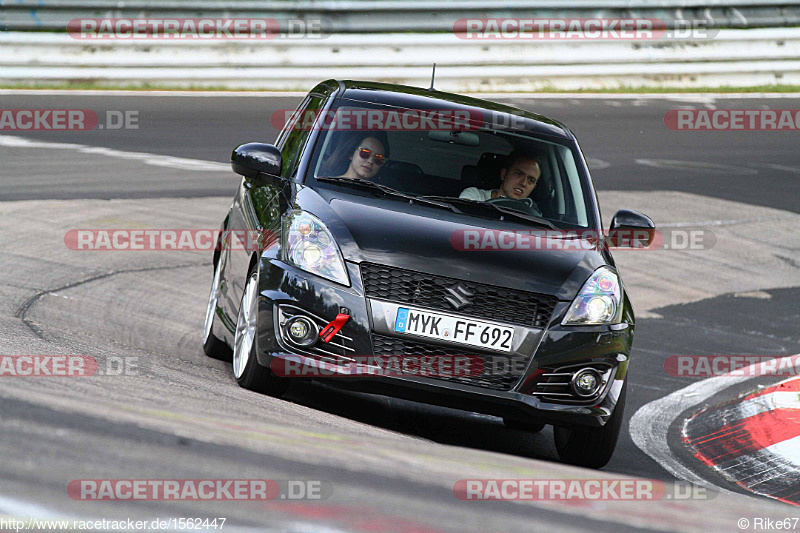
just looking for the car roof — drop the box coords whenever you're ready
[330,79,572,140]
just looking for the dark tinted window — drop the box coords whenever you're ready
[307,102,594,228]
[278,95,325,178]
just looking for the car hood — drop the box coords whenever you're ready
[300,187,610,301]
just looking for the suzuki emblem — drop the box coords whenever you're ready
[444,284,474,310]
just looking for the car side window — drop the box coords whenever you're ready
[277,95,325,178]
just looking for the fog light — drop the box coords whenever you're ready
[286,316,317,347]
[571,368,602,397]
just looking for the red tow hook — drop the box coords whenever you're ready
[319,313,350,343]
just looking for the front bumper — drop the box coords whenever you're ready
[254,257,633,428]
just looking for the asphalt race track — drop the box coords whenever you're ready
[0,91,799,532]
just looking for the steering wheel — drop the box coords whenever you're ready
[487,197,543,217]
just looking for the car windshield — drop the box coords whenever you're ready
[306,101,596,229]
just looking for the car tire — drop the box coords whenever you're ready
[202,256,231,361]
[232,267,290,397]
[553,381,626,469]
[502,417,546,433]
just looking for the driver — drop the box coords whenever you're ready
[459,150,541,205]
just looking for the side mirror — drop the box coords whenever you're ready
[231,143,282,180]
[608,209,656,248]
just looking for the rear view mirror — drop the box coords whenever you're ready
[231,143,282,180]
[608,209,655,248]
[427,130,480,146]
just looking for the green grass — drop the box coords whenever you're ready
[561,84,800,94]
[2,81,800,93]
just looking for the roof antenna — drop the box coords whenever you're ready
[428,63,436,91]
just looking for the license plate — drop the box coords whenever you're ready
[394,307,514,352]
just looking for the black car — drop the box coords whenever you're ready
[202,80,654,468]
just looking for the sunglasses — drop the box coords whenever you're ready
[357,147,386,166]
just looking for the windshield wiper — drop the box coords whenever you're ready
[316,177,461,213]
[318,176,406,197]
[418,196,558,229]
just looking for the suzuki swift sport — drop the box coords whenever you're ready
[202,80,654,468]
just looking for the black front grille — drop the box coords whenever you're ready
[361,263,557,329]
[371,334,526,391]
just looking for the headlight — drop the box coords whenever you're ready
[282,210,349,286]
[562,267,623,325]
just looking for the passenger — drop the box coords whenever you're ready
[459,150,541,205]
[319,133,389,180]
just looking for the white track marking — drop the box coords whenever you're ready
[585,157,610,169]
[0,494,64,520]
[734,391,800,419]
[635,159,760,175]
[765,435,800,466]
[0,134,229,172]
[657,214,796,227]
[680,376,800,503]
[629,353,800,492]
[753,163,800,174]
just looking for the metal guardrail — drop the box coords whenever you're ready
[2,0,800,31]
[2,1,798,90]
[1,29,798,91]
